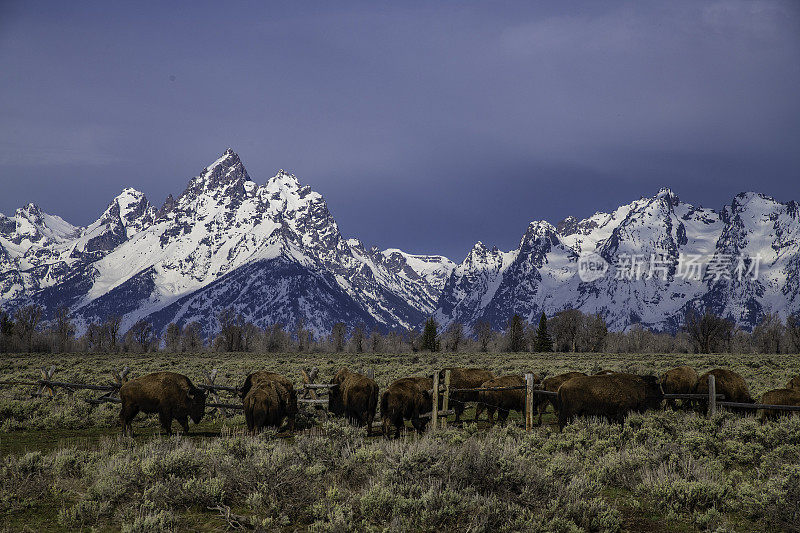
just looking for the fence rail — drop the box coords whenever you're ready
[718,401,800,411]
[3,366,800,434]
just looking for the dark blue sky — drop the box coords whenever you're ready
[1,1,799,261]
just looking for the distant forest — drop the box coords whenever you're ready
[0,306,797,355]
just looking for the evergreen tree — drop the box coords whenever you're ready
[420,317,439,352]
[506,314,526,352]
[534,312,553,352]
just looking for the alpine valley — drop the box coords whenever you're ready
[1,150,798,337]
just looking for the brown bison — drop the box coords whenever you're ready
[557,373,664,428]
[119,372,206,437]
[661,366,699,408]
[439,368,495,423]
[474,375,531,425]
[380,376,433,438]
[759,388,800,421]
[240,371,297,431]
[243,380,295,433]
[695,368,754,404]
[328,368,379,435]
[537,371,586,425]
[787,376,800,390]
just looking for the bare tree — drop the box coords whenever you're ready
[85,322,105,352]
[105,315,122,352]
[164,323,182,353]
[730,328,753,354]
[580,313,607,352]
[385,330,403,353]
[265,324,287,352]
[787,314,800,353]
[406,327,420,353]
[242,322,260,352]
[294,318,308,352]
[475,320,493,352]
[551,309,583,352]
[54,307,75,353]
[14,305,42,353]
[350,323,365,353]
[0,310,13,352]
[128,320,154,352]
[443,322,464,352]
[752,312,784,354]
[217,308,244,352]
[685,310,733,353]
[181,322,204,352]
[330,322,346,352]
[369,329,383,353]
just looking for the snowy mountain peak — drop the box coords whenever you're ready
[2,148,797,337]
[5,204,79,243]
[183,149,251,200]
[267,169,301,189]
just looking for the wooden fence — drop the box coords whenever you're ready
[3,367,800,433]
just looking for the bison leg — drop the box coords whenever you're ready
[158,411,173,435]
[498,409,509,425]
[120,403,139,437]
[557,408,569,430]
[245,408,254,434]
[474,402,485,422]
[178,415,190,435]
[365,411,374,436]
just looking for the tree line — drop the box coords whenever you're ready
[1,305,799,354]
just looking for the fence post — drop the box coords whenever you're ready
[431,371,440,431]
[366,368,375,380]
[205,369,227,417]
[707,374,716,417]
[38,365,56,397]
[525,373,534,431]
[441,370,451,429]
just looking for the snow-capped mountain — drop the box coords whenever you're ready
[436,187,800,332]
[1,150,453,337]
[1,150,797,338]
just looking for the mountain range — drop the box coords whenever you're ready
[1,149,797,338]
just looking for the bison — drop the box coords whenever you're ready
[119,372,206,437]
[380,376,433,438]
[438,368,495,423]
[786,376,800,390]
[537,371,586,425]
[244,380,294,433]
[557,373,664,428]
[661,366,699,408]
[474,375,531,425]
[695,368,754,405]
[759,388,800,421]
[240,371,297,431]
[328,368,379,435]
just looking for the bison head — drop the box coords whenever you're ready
[641,375,664,409]
[187,388,207,423]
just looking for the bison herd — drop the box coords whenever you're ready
[118,366,800,437]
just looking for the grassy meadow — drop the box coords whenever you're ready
[1,351,800,532]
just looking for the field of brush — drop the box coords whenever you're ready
[1,352,800,532]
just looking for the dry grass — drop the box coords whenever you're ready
[1,351,799,532]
